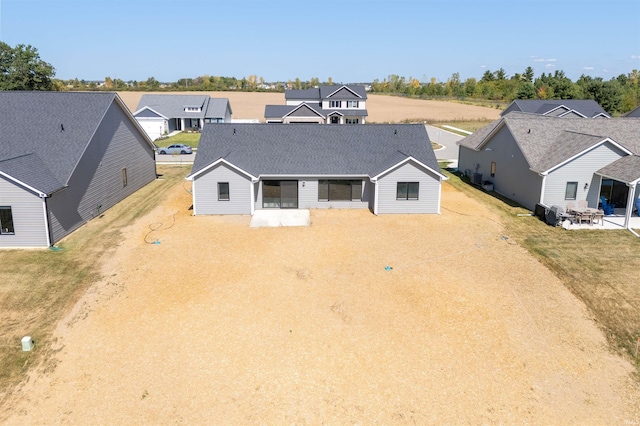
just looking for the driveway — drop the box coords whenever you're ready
[426,125,464,167]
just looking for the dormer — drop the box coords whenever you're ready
[184,105,202,112]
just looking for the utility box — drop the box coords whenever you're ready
[21,336,34,351]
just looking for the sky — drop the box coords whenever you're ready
[1,0,639,84]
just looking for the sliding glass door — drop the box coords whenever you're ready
[262,180,298,209]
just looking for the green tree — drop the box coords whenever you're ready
[523,66,535,83]
[0,42,56,90]
[515,82,536,99]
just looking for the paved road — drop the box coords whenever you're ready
[155,152,196,164]
[425,125,465,167]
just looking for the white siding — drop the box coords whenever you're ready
[0,176,48,248]
[193,163,252,215]
[376,161,442,214]
[544,142,627,208]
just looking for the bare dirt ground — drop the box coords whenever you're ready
[117,91,501,123]
[3,171,638,424]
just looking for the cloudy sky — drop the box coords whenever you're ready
[1,0,639,83]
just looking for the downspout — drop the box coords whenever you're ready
[250,179,257,215]
[539,173,547,205]
[41,195,52,247]
[191,180,197,215]
[372,179,379,215]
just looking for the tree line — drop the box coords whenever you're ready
[2,42,639,115]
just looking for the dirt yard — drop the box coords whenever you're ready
[117,91,501,123]
[2,168,638,424]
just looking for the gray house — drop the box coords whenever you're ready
[458,112,640,228]
[625,105,640,117]
[134,94,232,140]
[0,92,157,248]
[186,124,446,215]
[501,99,610,118]
[264,85,368,124]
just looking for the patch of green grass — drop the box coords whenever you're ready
[429,119,494,134]
[0,166,190,410]
[154,131,201,148]
[444,170,640,369]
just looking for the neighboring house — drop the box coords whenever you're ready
[625,105,640,117]
[501,99,610,118]
[457,112,640,228]
[186,124,447,215]
[134,94,232,140]
[264,85,368,124]
[0,92,157,248]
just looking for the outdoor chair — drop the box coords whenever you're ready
[592,210,604,226]
[577,200,588,209]
[600,196,615,215]
[566,201,575,212]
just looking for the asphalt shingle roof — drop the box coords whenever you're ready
[264,103,369,119]
[285,85,368,101]
[0,91,121,193]
[597,155,640,184]
[190,124,439,178]
[501,99,609,118]
[135,94,231,120]
[458,112,640,173]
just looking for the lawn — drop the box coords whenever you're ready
[154,131,201,148]
[429,119,495,134]
[445,170,640,369]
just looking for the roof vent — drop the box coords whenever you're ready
[60,124,65,132]
[527,129,531,133]
[394,129,397,135]
[233,128,236,135]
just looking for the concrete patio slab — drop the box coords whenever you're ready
[250,209,311,228]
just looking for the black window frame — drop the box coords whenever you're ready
[318,180,362,201]
[218,182,230,201]
[0,206,15,235]
[396,182,420,200]
[565,181,578,200]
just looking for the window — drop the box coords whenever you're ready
[347,100,359,108]
[122,168,128,187]
[490,162,496,177]
[330,100,342,108]
[0,207,15,234]
[397,182,419,200]
[318,180,362,201]
[345,118,359,124]
[565,182,578,200]
[184,106,201,112]
[218,182,230,201]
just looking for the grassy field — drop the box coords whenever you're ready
[444,170,640,370]
[429,119,495,134]
[154,131,201,148]
[0,166,190,406]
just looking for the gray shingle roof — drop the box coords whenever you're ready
[597,155,640,184]
[190,124,440,178]
[625,105,640,117]
[458,112,640,173]
[285,85,368,101]
[264,103,368,120]
[135,94,231,120]
[0,91,121,194]
[501,99,609,118]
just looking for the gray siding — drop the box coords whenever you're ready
[289,105,319,117]
[544,142,627,208]
[193,163,252,215]
[328,87,359,99]
[458,126,542,210]
[0,176,49,248]
[376,161,441,214]
[47,100,156,243]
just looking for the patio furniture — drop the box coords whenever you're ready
[577,200,588,209]
[592,210,605,226]
[545,205,566,227]
[566,201,575,212]
[600,196,615,215]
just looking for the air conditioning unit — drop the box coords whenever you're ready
[471,173,482,185]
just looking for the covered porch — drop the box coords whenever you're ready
[562,208,640,231]
[594,156,640,233]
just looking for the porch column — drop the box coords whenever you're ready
[624,183,636,229]
[181,118,185,130]
[199,118,203,129]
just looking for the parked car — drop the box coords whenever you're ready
[158,144,193,155]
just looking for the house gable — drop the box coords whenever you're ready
[134,106,167,119]
[325,86,362,99]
